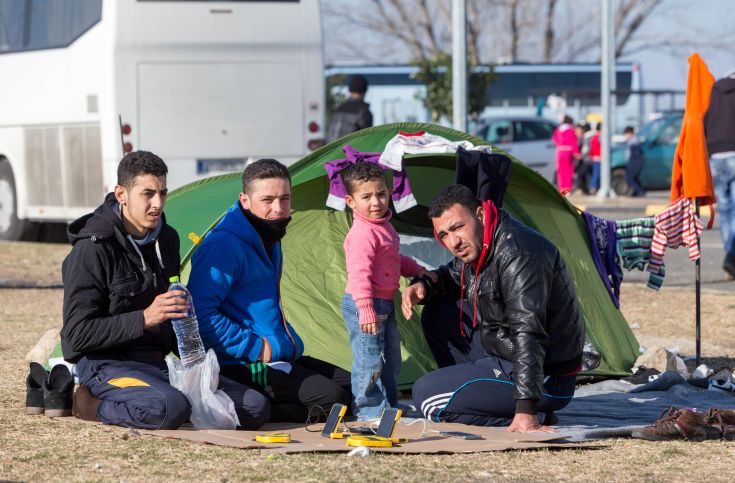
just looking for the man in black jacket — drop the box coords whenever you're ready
[705,73,735,278]
[402,185,584,432]
[62,151,270,429]
[326,74,373,143]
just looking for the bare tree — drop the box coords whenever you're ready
[543,0,558,63]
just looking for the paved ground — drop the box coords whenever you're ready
[569,190,734,293]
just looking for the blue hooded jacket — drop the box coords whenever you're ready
[188,200,305,365]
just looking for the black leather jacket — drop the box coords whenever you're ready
[419,209,585,408]
[326,98,373,143]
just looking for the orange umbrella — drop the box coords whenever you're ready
[669,52,716,208]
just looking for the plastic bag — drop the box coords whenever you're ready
[166,349,240,429]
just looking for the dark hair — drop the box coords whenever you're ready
[624,126,635,134]
[117,151,168,188]
[563,115,574,125]
[348,74,368,94]
[241,158,291,194]
[341,162,386,196]
[428,185,480,219]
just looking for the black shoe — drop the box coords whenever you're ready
[43,365,74,417]
[723,255,735,280]
[543,411,559,426]
[25,362,48,415]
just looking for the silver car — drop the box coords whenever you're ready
[474,116,557,182]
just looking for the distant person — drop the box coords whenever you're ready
[61,151,270,430]
[623,126,646,197]
[339,162,435,420]
[574,121,592,195]
[589,123,602,193]
[552,115,580,194]
[188,159,351,423]
[326,74,373,143]
[705,72,735,278]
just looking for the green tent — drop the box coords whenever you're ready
[165,123,639,388]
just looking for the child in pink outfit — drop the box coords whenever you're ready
[552,115,580,193]
[340,162,431,420]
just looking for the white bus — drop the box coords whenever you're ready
[0,0,324,241]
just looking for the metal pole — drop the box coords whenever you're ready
[452,0,467,132]
[597,0,613,200]
[695,200,701,365]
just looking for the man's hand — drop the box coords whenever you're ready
[401,283,426,319]
[143,291,189,328]
[360,322,378,336]
[415,268,438,283]
[258,337,272,362]
[505,413,558,433]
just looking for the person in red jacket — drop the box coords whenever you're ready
[589,123,602,193]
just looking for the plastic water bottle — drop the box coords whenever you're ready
[168,276,206,368]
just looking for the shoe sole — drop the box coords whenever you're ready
[45,409,72,418]
[26,407,44,415]
[630,429,705,442]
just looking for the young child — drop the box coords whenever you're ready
[340,162,434,420]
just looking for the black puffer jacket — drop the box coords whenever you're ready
[705,76,735,155]
[326,98,373,143]
[420,209,585,411]
[61,193,180,363]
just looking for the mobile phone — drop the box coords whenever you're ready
[439,430,484,440]
[376,408,402,439]
[321,403,347,438]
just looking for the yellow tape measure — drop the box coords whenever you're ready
[255,432,292,443]
[346,435,393,448]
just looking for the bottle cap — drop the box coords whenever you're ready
[169,276,180,283]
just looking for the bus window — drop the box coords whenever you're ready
[0,0,101,54]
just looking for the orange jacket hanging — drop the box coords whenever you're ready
[669,53,716,208]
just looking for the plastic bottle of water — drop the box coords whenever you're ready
[168,276,206,368]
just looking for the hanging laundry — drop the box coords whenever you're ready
[648,197,705,286]
[379,131,492,171]
[615,217,665,290]
[455,147,512,207]
[582,212,623,308]
[323,145,418,213]
[670,53,717,214]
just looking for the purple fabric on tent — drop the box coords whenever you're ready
[582,211,623,308]
[323,145,417,213]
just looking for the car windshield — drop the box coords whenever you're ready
[636,116,681,143]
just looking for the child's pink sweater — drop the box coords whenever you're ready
[344,209,423,325]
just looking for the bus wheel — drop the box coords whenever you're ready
[611,168,632,196]
[0,159,37,241]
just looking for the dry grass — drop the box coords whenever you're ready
[1,241,735,482]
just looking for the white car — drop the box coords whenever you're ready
[474,117,558,182]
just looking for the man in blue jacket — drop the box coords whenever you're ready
[189,159,351,422]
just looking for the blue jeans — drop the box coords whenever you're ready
[590,162,601,191]
[341,294,401,420]
[711,154,735,256]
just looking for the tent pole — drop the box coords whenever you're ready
[695,199,701,366]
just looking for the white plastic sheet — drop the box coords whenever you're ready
[166,349,240,429]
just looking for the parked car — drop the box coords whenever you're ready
[611,113,683,195]
[474,116,557,182]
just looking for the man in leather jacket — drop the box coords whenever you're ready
[402,185,585,432]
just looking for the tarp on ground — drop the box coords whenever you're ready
[165,122,640,389]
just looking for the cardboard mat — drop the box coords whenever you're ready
[138,421,579,454]
[55,417,583,453]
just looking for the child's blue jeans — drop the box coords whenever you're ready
[341,293,401,420]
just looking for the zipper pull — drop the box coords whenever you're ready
[153,272,158,288]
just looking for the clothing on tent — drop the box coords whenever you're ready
[378,131,492,171]
[670,53,717,210]
[582,212,622,308]
[648,197,705,284]
[615,217,665,290]
[323,145,417,213]
[454,147,512,207]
